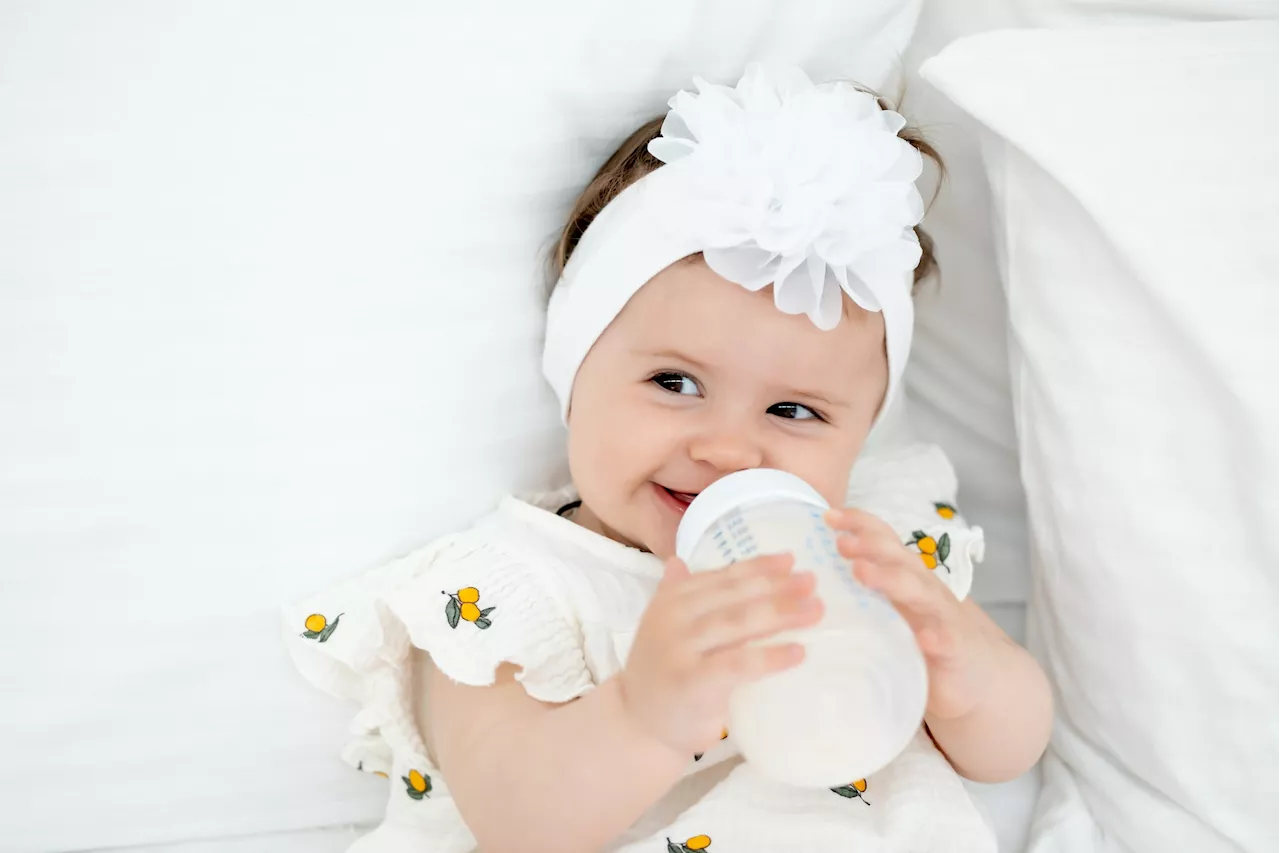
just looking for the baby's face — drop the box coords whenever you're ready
[566,256,887,558]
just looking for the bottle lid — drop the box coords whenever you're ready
[675,468,830,562]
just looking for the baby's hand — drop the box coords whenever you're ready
[826,508,994,723]
[618,554,822,755]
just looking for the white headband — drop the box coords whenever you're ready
[543,64,925,424]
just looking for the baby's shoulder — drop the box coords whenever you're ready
[283,497,600,713]
[848,444,983,601]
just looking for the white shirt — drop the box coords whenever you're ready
[284,444,995,852]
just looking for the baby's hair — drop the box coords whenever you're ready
[549,87,943,292]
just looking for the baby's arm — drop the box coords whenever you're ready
[828,508,1052,783]
[426,664,683,853]
[916,599,1052,782]
[425,554,821,853]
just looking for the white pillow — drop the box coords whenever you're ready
[922,21,1278,853]
[900,0,1037,615]
[1013,0,1275,25]
[0,2,924,850]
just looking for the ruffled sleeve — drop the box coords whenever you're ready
[382,537,592,703]
[846,444,984,601]
[283,526,594,778]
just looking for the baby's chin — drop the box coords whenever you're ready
[622,516,675,560]
[622,510,678,561]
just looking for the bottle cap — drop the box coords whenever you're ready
[675,468,829,562]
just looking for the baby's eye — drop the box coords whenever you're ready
[768,402,823,421]
[651,372,700,396]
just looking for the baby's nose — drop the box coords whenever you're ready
[687,423,765,473]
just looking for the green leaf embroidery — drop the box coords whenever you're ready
[479,607,496,617]
[938,533,951,563]
[831,785,870,805]
[474,617,492,630]
[445,597,461,629]
[300,630,320,640]
[911,530,926,542]
[316,613,343,643]
[667,841,684,853]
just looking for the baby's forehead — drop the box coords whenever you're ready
[624,260,887,390]
[637,257,883,340]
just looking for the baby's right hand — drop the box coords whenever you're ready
[618,554,822,755]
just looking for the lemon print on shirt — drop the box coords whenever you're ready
[668,835,712,852]
[906,531,952,573]
[403,769,431,800]
[300,613,342,642]
[443,588,495,630]
[831,778,870,804]
[935,502,958,519]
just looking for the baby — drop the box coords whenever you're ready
[287,64,1052,853]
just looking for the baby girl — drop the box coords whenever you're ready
[287,64,1052,853]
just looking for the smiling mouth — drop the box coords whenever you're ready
[657,484,700,510]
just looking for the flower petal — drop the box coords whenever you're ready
[704,244,778,291]
[772,256,817,317]
[647,67,926,331]
[813,263,845,330]
[848,234,922,297]
[839,269,882,312]
[648,136,696,164]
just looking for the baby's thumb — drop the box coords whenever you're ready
[662,556,691,585]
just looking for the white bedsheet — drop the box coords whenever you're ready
[112,780,1039,853]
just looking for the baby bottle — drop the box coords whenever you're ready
[675,468,927,787]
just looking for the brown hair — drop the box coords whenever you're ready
[549,92,942,292]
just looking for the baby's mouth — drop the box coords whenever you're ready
[661,486,699,506]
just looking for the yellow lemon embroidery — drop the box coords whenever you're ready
[935,502,958,520]
[300,612,342,642]
[906,530,952,573]
[668,835,712,852]
[443,589,495,630]
[403,768,431,800]
[831,778,870,805]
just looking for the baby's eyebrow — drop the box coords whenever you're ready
[637,347,711,371]
[789,388,847,407]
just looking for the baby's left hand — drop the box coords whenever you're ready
[825,508,995,723]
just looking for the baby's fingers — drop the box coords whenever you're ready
[677,554,798,616]
[824,507,893,537]
[661,556,692,585]
[855,556,942,611]
[691,579,823,652]
[855,560,966,663]
[705,641,806,689]
[848,547,958,629]
[836,530,910,569]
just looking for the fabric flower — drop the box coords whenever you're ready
[648,63,925,330]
